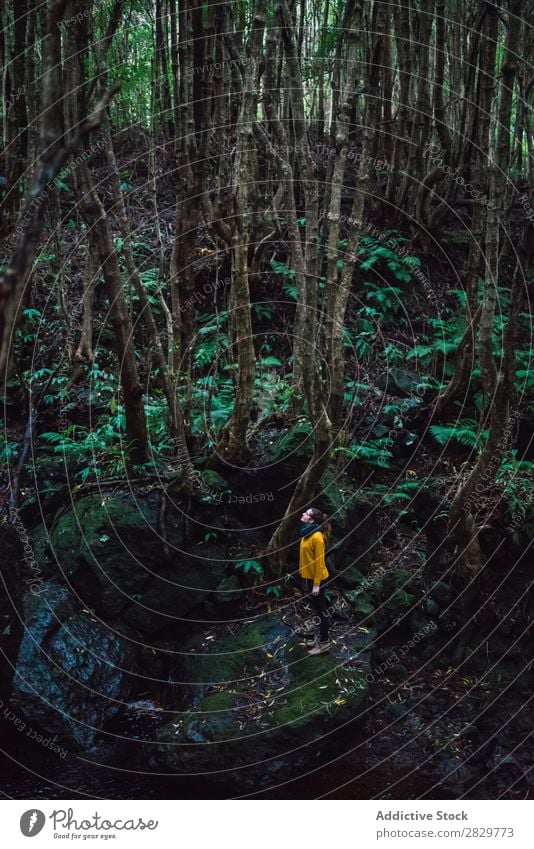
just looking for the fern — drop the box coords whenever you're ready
[382,480,424,505]
[269,419,312,460]
[364,280,403,321]
[335,438,393,469]
[407,343,434,362]
[430,419,488,448]
[282,279,298,300]
[252,304,274,319]
[496,455,534,531]
[0,437,20,462]
[382,342,406,365]
[259,355,283,367]
[361,479,424,505]
[271,259,295,279]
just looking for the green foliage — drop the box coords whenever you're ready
[348,232,423,330]
[38,391,173,481]
[191,376,235,440]
[406,342,434,364]
[363,479,424,505]
[198,469,229,489]
[425,314,465,358]
[353,308,376,359]
[129,268,161,307]
[41,415,127,480]
[236,559,264,578]
[271,259,297,300]
[22,307,42,321]
[203,531,218,542]
[254,366,294,417]
[107,10,153,126]
[193,321,230,367]
[271,259,295,279]
[382,342,406,365]
[430,419,488,449]
[188,311,241,439]
[357,232,418,284]
[365,282,403,316]
[144,398,174,452]
[382,397,422,426]
[268,418,312,460]
[335,437,393,469]
[0,434,19,463]
[86,360,120,408]
[252,304,275,320]
[514,349,534,404]
[496,454,534,536]
[259,355,283,367]
[343,379,373,404]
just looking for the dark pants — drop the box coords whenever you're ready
[304,579,330,643]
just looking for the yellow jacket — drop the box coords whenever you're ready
[299,530,329,587]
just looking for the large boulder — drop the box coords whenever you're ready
[149,613,372,792]
[121,543,228,635]
[49,493,184,616]
[11,581,136,749]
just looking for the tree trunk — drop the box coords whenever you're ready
[101,120,193,477]
[214,0,266,465]
[0,0,117,379]
[75,160,150,466]
[479,0,521,405]
[448,220,532,581]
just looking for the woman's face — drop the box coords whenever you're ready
[301,509,314,523]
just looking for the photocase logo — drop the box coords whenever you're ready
[20,810,46,837]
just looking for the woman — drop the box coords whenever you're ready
[299,507,331,655]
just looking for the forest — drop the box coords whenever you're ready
[0,0,533,801]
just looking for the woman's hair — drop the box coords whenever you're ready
[308,508,332,538]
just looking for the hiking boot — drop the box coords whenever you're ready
[307,641,330,656]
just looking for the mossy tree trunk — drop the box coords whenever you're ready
[75,160,150,466]
[266,1,333,574]
[214,0,266,465]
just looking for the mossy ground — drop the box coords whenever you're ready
[172,616,368,745]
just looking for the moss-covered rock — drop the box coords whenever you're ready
[345,590,375,618]
[213,575,243,605]
[382,588,416,624]
[121,543,228,635]
[375,567,420,627]
[150,613,372,790]
[49,493,182,616]
[332,561,368,589]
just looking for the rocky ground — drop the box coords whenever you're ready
[0,444,532,799]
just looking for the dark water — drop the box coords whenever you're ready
[0,711,447,801]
